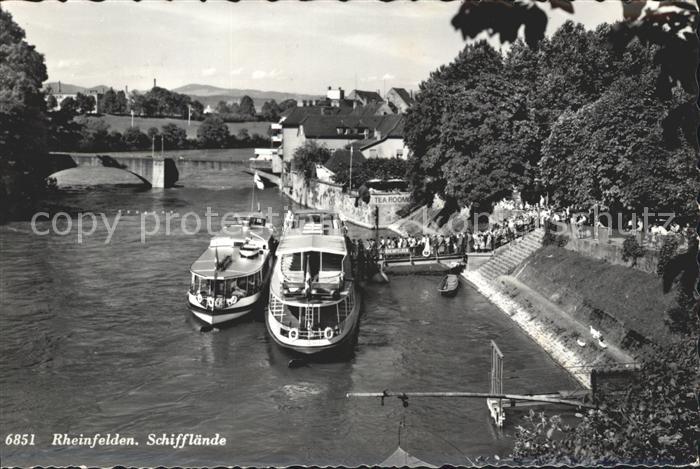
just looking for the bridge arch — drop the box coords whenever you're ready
[47,153,179,188]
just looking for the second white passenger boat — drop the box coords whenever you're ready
[266,210,361,355]
[188,212,277,325]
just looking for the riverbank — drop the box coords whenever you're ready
[462,244,676,389]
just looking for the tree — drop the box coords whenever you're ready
[260,99,281,121]
[106,130,124,151]
[75,92,95,114]
[58,96,78,115]
[238,95,256,119]
[161,123,187,149]
[215,100,231,114]
[46,94,57,110]
[47,109,82,151]
[292,141,332,180]
[115,90,128,114]
[278,98,297,113]
[513,338,697,465]
[75,116,110,151]
[146,126,159,140]
[404,41,505,208]
[197,115,229,148]
[540,58,698,219]
[0,8,49,220]
[122,126,149,150]
[99,88,119,114]
[189,100,204,120]
[236,127,250,142]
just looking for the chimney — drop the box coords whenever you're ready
[328,86,331,90]
[58,81,62,93]
[153,78,157,88]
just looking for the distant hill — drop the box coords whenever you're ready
[44,82,110,94]
[43,82,322,111]
[172,83,321,103]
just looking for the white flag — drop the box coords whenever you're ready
[253,171,264,190]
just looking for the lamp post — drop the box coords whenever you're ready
[349,146,353,193]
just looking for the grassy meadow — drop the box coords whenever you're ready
[85,114,272,139]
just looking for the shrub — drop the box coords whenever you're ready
[621,236,645,266]
[656,235,679,276]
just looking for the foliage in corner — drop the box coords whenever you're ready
[512,339,698,465]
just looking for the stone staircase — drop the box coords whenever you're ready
[478,228,545,281]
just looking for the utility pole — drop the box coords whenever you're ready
[349,146,353,193]
[131,109,135,128]
[188,105,192,126]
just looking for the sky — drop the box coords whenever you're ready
[4,0,623,95]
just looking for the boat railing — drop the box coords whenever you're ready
[283,226,345,237]
[269,285,355,339]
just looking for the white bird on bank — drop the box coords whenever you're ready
[590,326,602,340]
[598,338,608,349]
[576,338,587,347]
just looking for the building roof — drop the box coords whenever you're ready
[374,114,405,139]
[349,89,383,103]
[299,115,380,139]
[281,105,358,127]
[388,87,413,105]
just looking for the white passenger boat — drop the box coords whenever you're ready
[266,210,361,355]
[188,213,277,325]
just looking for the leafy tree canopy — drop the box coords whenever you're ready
[292,141,332,180]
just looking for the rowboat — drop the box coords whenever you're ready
[438,274,459,296]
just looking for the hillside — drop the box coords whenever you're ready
[513,245,680,344]
[172,83,321,102]
[44,82,110,94]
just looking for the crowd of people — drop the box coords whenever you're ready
[346,199,693,280]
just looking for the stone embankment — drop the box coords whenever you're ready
[462,228,652,389]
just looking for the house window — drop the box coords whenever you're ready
[369,149,378,158]
[396,149,404,158]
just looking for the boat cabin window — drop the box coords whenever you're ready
[289,252,303,271]
[321,253,343,272]
[292,214,340,234]
[192,272,264,297]
[249,216,266,227]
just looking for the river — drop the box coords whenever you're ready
[0,165,579,466]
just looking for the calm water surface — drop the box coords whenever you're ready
[0,166,579,466]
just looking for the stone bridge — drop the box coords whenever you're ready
[48,153,179,188]
[48,152,263,189]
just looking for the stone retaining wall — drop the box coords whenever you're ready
[281,172,411,229]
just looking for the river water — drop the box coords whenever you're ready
[0,165,579,466]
